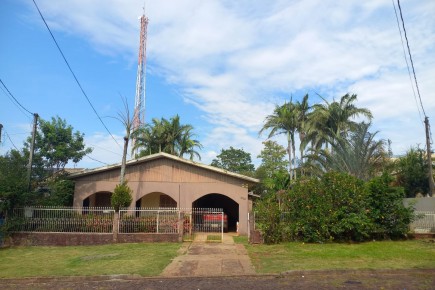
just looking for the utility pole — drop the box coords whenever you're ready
[27,113,39,191]
[424,117,434,197]
[0,124,3,143]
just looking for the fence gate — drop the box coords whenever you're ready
[182,208,225,242]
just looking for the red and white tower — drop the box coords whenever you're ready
[132,11,149,157]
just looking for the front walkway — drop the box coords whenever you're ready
[161,233,256,277]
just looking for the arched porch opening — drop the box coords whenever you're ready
[135,192,177,208]
[82,191,112,207]
[192,193,239,232]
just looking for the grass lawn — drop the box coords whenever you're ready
[0,242,181,278]
[238,238,435,273]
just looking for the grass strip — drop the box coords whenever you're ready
[245,240,435,273]
[0,242,181,278]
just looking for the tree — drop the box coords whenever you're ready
[132,115,202,160]
[25,116,92,176]
[111,181,133,212]
[255,141,289,197]
[394,147,429,197]
[257,141,288,177]
[294,94,311,168]
[178,127,203,160]
[211,147,255,174]
[304,93,372,150]
[260,101,298,179]
[0,150,30,215]
[113,98,136,184]
[304,123,386,181]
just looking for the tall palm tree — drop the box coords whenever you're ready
[304,93,372,150]
[132,115,202,160]
[178,126,203,160]
[294,94,311,169]
[260,101,298,180]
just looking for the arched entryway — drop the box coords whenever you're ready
[192,193,239,232]
[136,192,177,208]
[82,191,112,207]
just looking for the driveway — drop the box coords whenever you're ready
[161,233,255,277]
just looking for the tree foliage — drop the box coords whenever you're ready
[25,116,92,174]
[255,172,413,243]
[394,147,429,197]
[365,173,413,238]
[132,115,202,160]
[211,147,255,174]
[304,123,386,180]
[0,150,30,215]
[111,181,133,212]
[260,101,298,178]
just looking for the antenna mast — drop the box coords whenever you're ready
[132,8,149,157]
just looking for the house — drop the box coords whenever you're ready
[69,152,259,235]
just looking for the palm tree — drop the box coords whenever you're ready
[178,126,203,160]
[304,122,386,180]
[260,101,298,180]
[304,93,373,150]
[294,94,311,169]
[132,115,202,160]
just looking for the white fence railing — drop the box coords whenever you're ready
[411,211,435,233]
[9,207,114,233]
[119,208,180,234]
[6,207,226,237]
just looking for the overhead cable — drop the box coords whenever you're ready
[396,0,427,118]
[391,0,423,122]
[0,78,33,117]
[32,0,122,149]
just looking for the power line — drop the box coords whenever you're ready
[0,78,33,117]
[89,143,123,157]
[5,130,19,150]
[396,0,427,118]
[391,0,422,122]
[86,155,109,165]
[32,0,121,149]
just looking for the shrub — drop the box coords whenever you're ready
[254,197,283,244]
[365,173,414,239]
[282,172,371,243]
[111,181,133,212]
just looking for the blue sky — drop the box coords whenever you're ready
[1,0,434,169]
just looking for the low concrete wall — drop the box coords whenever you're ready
[118,233,179,243]
[404,197,435,211]
[9,232,179,246]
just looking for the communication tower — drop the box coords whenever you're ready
[132,11,149,157]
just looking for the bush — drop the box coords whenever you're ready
[282,172,371,243]
[254,197,283,244]
[111,181,133,212]
[256,171,416,244]
[365,173,414,239]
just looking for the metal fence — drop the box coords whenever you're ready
[5,207,226,239]
[182,208,224,242]
[8,207,114,233]
[411,211,435,233]
[119,208,180,234]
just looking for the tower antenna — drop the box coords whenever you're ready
[131,6,149,157]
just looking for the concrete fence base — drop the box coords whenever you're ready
[8,232,179,246]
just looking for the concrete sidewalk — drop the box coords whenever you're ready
[161,233,255,277]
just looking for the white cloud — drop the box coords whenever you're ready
[29,0,435,166]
